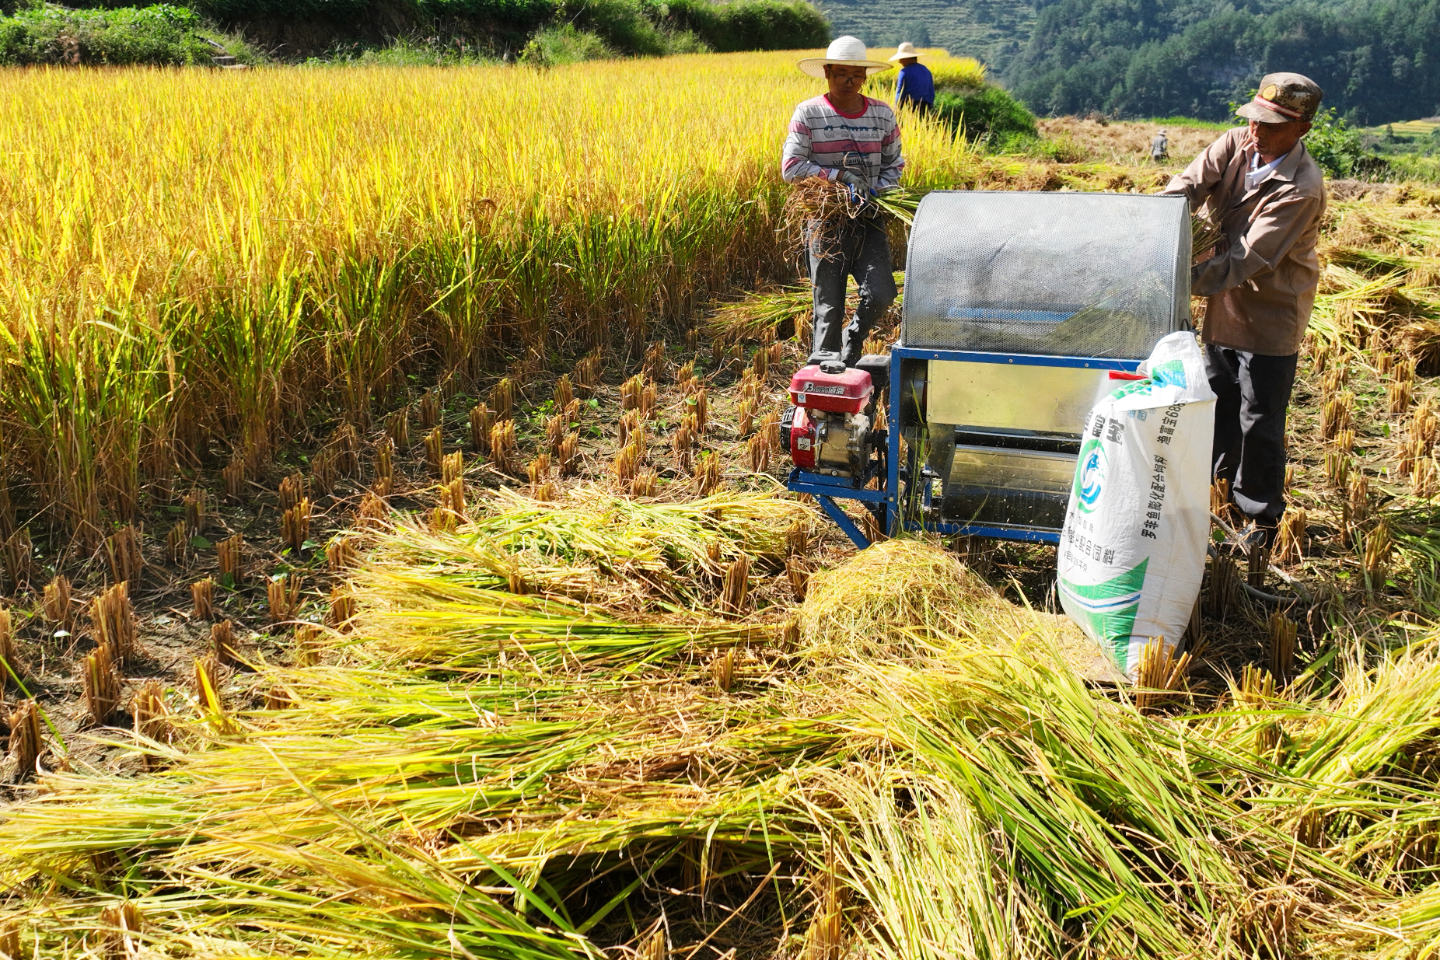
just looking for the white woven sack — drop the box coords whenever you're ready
[1058,331,1216,679]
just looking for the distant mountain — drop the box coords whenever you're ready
[1004,0,1440,125]
[822,0,1440,126]
[814,0,1034,72]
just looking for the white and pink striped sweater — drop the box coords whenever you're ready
[781,94,904,192]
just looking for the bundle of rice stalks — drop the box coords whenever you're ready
[1364,521,1394,591]
[2,528,31,593]
[217,533,243,581]
[105,523,143,584]
[267,574,301,625]
[557,432,580,477]
[554,374,574,410]
[1322,390,1355,440]
[694,452,721,495]
[311,447,338,496]
[89,581,135,666]
[6,697,40,780]
[277,472,305,513]
[190,578,214,620]
[544,412,567,454]
[797,539,983,657]
[424,425,444,475]
[130,679,171,752]
[165,520,186,564]
[613,439,645,485]
[210,618,240,665]
[618,410,645,448]
[782,179,923,259]
[805,640,1367,960]
[489,420,517,475]
[470,402,493,453]
[1192,213,1224,260]
[704,284,812,347]
[720,555,750,617]
[329,423,361,478]
[572,350,602,396]
[42,574,72,631]
[82,643,121,725]
[747,433,772,472]
[373,437,395,485]
[1388,377,1414,415]
[327,536,357,572]
[328,586,357,632]
[1347,471,1371,535]
[222,456,246,501]
[182,489,209,535]
[1273,507,1307,566]
[360,486,809,613]
[737,398,756,437]
[524,453,550,493]
[490,377,515,420]
[620,374,646,412]
[1415,456,1438,498]
[1134,638,1192,712]
[386,407,410,451]
[630,467,658,498]
[282,497,311,552]
[0,607,16,684]
[1269,613,1298,680]
[418,389,440,429]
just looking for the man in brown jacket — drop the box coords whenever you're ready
[1163,73,1327,543]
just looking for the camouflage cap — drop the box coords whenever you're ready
[1237,73,1324,123]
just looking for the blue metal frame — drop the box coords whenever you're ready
[786,346,1143,549]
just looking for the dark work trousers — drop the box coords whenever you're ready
[806,216,897,367]
[1204,344,1299,526]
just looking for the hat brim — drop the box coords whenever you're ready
[888,51,917,61]
[798,58,893,79]
[1236,101,1302,124]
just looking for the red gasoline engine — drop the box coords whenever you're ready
[780,360,879,478]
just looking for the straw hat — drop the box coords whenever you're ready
[798,36,892,79]
[888,42,921,62]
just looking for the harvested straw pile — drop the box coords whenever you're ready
[797,538,980,655]
[10,532,1440,959]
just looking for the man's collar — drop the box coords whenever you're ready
[1271,142,1308,182]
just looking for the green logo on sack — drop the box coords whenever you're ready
[1074,439,1106,513]
[1059,559,1149,667]
[1103,359,1187,402]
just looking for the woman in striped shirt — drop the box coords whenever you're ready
[781,37,905,368]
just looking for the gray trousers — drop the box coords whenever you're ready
[807,217,897,367]
[1204,344,1298,525]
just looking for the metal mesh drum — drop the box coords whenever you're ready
[902,192,1192,359]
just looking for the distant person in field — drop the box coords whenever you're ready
[1151,127,1169,161]
[891,42,934,114]
[1162,73,1326,546]
[782,36,904,368]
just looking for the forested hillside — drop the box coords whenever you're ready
[815,0,1033,69]
[832,0,1440,125]
[1005,0,1440,124]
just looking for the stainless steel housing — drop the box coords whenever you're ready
[899,192,1192,533]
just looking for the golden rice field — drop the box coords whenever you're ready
[0,50,997,553]
[6,45,1440,960]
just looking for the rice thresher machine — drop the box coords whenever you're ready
[782,191,1193,547]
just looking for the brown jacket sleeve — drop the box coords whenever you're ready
[1190,191,1326,297]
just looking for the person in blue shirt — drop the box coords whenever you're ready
[890,42,934,113]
